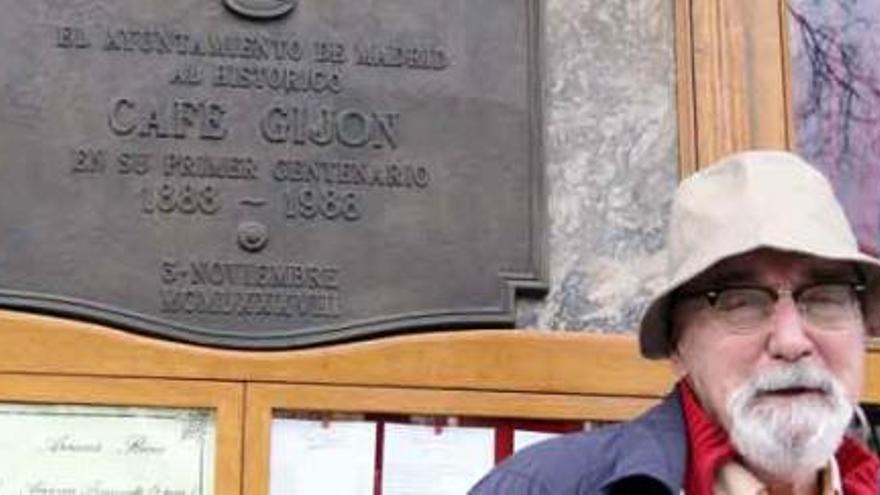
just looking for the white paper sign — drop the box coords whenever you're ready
[382,423,494,495]
[513,430,559,452]
[269,418,376,495]
[0,403,215,494]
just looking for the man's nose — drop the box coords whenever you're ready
[765,295,815,361]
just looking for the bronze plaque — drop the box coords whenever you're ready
[0,0,545,348]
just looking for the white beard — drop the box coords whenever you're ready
[725,363,853,480]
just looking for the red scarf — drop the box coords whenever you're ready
[680,380,735,494]
[837,436,879,495]
[679,380,879,494]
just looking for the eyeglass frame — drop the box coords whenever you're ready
[671,278,867,335]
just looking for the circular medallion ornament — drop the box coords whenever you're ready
[223,0,296,20]
[237,221,269,252]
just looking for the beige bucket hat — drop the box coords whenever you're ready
[640,150,880,359]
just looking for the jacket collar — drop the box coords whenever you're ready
[598,388,687,492]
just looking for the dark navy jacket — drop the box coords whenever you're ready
[468,390,686,494]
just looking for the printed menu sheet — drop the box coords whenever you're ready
[0,403,215,494]
[270,418,377,495]
[382,423,494,495]
[513,430,559,452]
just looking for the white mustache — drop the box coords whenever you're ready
[746,364,834,397]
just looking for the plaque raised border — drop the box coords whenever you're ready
[0,0,545,348]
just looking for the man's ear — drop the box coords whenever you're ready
[666,316,688,378]
[667,345,688,379]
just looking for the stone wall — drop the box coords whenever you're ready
[516,0,680,333]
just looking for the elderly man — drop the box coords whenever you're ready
[469,151,880,494]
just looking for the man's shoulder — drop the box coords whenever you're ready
[468,391,687,495]
[467,423,639,494]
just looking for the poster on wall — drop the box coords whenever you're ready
[788,0,880,255]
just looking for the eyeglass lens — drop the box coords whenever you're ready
[709,284,862,332]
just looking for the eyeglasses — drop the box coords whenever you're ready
[676,282,866,333]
